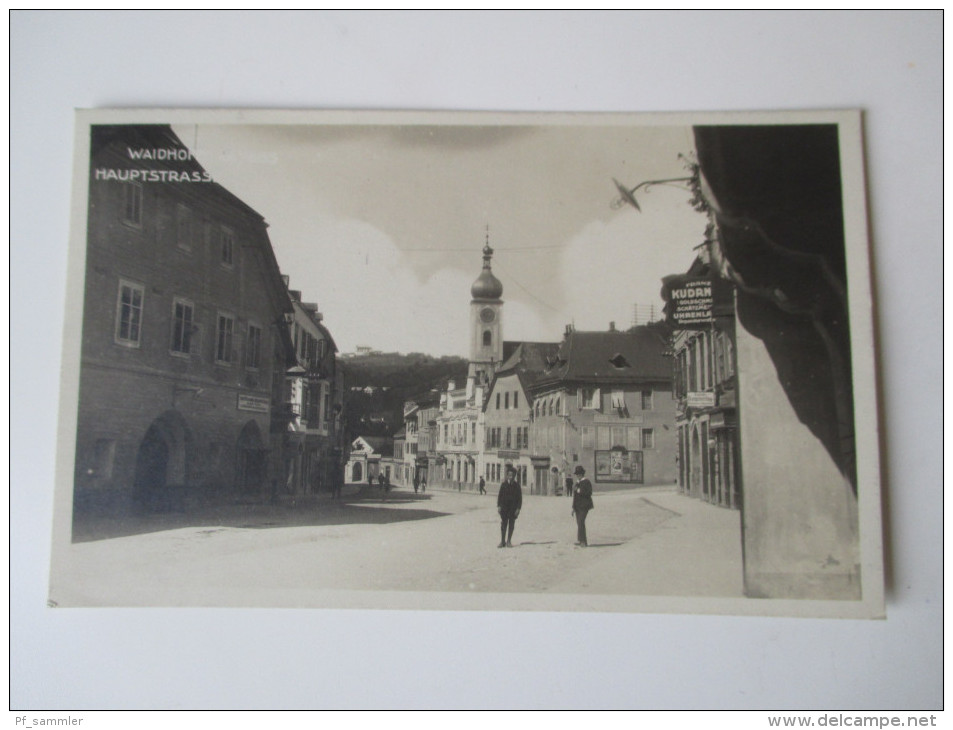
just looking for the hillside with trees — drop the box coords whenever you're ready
[341,352,468,439]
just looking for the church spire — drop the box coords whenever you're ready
[471,225,503,300]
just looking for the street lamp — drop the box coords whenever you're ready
[611,176,694,212]
[611,153,707,214]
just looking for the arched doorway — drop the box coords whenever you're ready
[352,461,363,483]
[133,410,191,510]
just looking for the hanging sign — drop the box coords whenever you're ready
[669,279,713,326]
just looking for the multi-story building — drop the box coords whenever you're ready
[691,123,862,599]
[663,255,740,509]
[73,124,294,515]
[414,400,441,487]
[528,324,677,493]
[482,342,558,493]
[280,283,345,497]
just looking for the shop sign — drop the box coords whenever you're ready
[237,394,270,413]
[686,391,716,409]
[669,279,713,327]
[497,450,519,459]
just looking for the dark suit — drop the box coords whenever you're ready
[497,477,522,546]
[572,477,594,546]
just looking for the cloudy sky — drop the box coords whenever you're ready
[173,119,707,356]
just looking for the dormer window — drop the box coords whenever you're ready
[609,353,630,369]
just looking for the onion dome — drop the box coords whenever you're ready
[470,236,503,300]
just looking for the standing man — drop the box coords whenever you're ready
[479,476,486,495]
[565,474,574,498]
[571,465,594,547]
[496,464,522,548]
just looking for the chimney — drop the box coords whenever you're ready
[609,321,616,332]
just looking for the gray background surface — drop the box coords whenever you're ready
[11,10,942,709]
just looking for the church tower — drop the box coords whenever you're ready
[468,231,504,387]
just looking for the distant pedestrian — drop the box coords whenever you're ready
[378,473,386,494]
[571,465,594,547]
[565,475,574,498]
[421,477,427,493]
[413,476,420,494]
[497,465,522,548]
[479,476,486,495]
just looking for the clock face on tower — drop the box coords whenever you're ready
[480,307,496,324]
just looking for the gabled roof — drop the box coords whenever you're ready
[531,326,672,391]
[484,341,561,411]
[351,435,393,456]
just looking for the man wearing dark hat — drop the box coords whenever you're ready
[496,464,522,548]
[571,465,594,547]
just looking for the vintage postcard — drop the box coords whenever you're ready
[49,108,884,618]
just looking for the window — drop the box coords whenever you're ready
[513,391,519,409]
[122,182,142,226]
[627,427,642,451]
[246,324,262,369]
[443,424,448,443]
[471,422,476,443]
[610,389,625,409]
[597,427,611,451]
[483,330,492,347]
[641,390,654,410]
[496,392,501,410]
[176,204,192,250]
[216,313,234,363]
[170,298,194,355]
[580,387,600,410]
[555,397,561,416]
[115,280,144,346]
[505,427,512,449]
[581,427,593,448]
[504,392,509,409]
[221,228,235,267]
[611,426,626,448]
[642,428,655,449]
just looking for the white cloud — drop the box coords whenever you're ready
[559,195,707,331]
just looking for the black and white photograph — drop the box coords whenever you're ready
[13,10,940,713]
[50,108,882,617]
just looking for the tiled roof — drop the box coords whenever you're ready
[532,325,672,389]
[498,341,561,387]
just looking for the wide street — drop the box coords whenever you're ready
[53,485,744,607]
